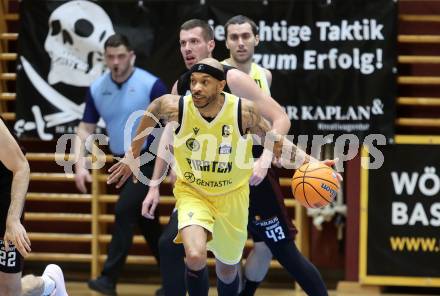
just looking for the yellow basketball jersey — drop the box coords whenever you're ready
[221,61,271,95]
[173,92,253,196]
[249,63,271,95]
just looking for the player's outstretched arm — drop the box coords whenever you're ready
[107,94,179,187]
[130,95,177,157]
[242,99,343,181]
[0,120,31,257]
[227,69,290,135]
[241,98,312,166]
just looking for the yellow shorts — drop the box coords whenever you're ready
[173,180,249,265]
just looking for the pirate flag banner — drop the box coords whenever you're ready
[14,0,192,139]
[15,0,110,139]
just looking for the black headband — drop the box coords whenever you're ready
[190,63,225,81]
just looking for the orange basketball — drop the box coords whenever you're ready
[291,162,339,209]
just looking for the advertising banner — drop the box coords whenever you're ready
[360,136,440,286]
[15,0,396,141]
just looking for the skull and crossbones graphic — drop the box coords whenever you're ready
[16,0,114,139]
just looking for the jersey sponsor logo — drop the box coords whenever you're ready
[222,124,231,137]
[183,172,232,187]
[255,216,280,227]
[184,171,196,183]
[193,127,200,135]
[218,144,232,154]
[186,158,232,173]
[186,138,200,151]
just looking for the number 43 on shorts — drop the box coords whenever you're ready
[265,226,286,242]
[0,249,16,267]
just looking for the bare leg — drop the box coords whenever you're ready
[181,225,209,296]
[239,242,272,295]
[0,271,22,296]
[216,260,238,284]
[21,275,44,296]
[216,260,239,296]
[244,242,272,282]
[181,225,208,271]
[21,264,67,296]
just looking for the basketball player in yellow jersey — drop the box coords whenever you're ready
[222,15,272,187]
[107,58,319,296]
[222,15,330,296]
[222,22,271,96]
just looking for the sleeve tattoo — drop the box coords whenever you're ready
[242,100,305,163]
[148,96,179,123]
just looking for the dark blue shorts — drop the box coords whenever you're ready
[248,168,297,245]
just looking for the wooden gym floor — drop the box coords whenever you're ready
[67,282,298,295]
[65,282,440,296]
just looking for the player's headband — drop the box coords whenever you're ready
[190,63,225,81]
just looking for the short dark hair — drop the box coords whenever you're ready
[225,15,258,36]
[180,19,214,41]
[104,33,132,51]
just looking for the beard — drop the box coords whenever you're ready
[193,93,216,109]
[112,63,131,79]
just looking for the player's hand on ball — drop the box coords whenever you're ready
[320,158,343,181]
[292,162,341,208]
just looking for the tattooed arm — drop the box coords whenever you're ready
[227,68,289,135]
[131,94,180,157]
[242,99,343,181]
[107,94,180,187]
[241,98,313,166]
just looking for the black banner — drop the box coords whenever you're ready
[15,0,396,140]
[15,0,199,139]
[366,144,440,277]
[207,0,397,140]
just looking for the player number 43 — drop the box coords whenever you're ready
[265,226,286,242]
[0,249,16,267]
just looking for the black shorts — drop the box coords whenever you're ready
[0,193,11,236]
[0,239,24,273]
[1,195,24,273]
[248,168,297,245]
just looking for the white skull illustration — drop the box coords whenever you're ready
[44,0,115,86]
